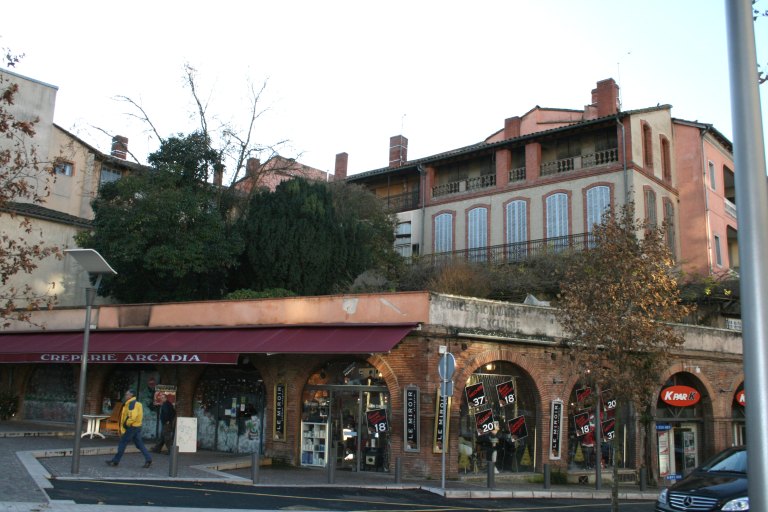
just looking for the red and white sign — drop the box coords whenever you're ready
[660,385,700,407]
[735,390,745,406]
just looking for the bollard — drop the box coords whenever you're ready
[395,457,402,483]
[639,467,647,491]
[169,445,179,477]
[251,450,260,484]
[487,459,495,489]
[543,463,551,489]
[326,442,336,484]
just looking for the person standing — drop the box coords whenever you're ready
[106,389,152,468]
[151,393,176,454]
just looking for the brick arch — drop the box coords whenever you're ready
[453,348,542,409]
[652,366,716,420]
[367,354,398,392]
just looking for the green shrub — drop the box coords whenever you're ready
[224,288,296,300]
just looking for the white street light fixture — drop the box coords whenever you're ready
[64,249,116,474]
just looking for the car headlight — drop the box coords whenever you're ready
[657,488,668,504]
[721,497,749,511]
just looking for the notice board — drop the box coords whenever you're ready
[175,417,198,453]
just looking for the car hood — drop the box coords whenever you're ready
[671,472,748,499]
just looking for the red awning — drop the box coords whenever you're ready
[0,324,416,365]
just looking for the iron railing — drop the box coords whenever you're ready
[382,190,420,212]
[408,232,593,266]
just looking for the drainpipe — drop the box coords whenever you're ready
[616,115,629,204]
[417,165,427,256]
[701,126,714,274]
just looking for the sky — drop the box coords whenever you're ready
[2,1,767,180]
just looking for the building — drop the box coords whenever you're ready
[0,68,143,308]
[0,292,744,483]
[343,78,737,278]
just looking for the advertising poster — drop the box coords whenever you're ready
[574,411,593,437]
[496,380,516,406]
[576,386,592,405]
[153,384,176,406]
[366,408,389,433]
[601,417,616,441]
[465,382,487,408]
[432,390,451,453]
[474,409,495,436]
[508,415,528,441]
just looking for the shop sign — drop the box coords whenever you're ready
[366,408,389,433]
[404,387,419,451]
[550,399,563,460]
[656,423,672,431]
[574,411,593,437]
[273,383,286,440]
[153,384,177,406]
[576,386,592,404]
[35,352,227,364]
[601,418,616,441]
[508,415,528,441]
[496,380,516,405]
[660,385,700,407]
[465,382,487,408]
[432,390,451,454]
[735,390,745,406]
[474,409,495,435]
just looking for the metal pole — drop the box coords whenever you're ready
[543,463,551,489]
[725,3,768,511]
[251,449,260,484]
[441,355,447,490]
[594,382,602,490]
[395,456,402,483]
[169,444,179,477]
[71,279,99,474]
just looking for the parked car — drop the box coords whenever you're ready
[656,446,748,511]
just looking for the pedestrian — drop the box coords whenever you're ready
[106,389,152,468]
[151,393,176,454]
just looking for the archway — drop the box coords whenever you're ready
[300,359,390,472]
[457,360,538,474]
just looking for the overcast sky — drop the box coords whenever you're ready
[2,1,766,178]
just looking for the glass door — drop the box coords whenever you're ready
[673,424,698,476]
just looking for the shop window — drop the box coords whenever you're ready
[193,366,266,454]
[22,364,76,423]
[105,367,161,440]
[655,374,706,479]
[457,361,538,475]
[566,383,627,472]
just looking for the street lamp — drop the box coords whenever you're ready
[65,248,116,474]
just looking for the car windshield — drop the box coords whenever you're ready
[701,449,747,473]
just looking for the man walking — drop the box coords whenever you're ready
[106,389,152,468]
[151,393,176,454]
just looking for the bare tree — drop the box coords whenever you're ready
[0,51,61,327]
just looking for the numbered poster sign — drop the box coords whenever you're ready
[601,418,616,441]
[576,386,592,404]
[574,411,593,437]
[465,382,487,408]
[602,390,617,411]
[474,409,495,435]
[366,408,389,433]
[507,415,528,441]
[496,380,516,406]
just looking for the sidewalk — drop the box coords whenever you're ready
[0,420,659,511]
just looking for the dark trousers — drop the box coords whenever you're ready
[153,422,174,452]
[111,426,152,463]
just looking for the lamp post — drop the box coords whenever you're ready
[65,249,116,474]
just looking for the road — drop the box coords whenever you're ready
[47,480,656,511]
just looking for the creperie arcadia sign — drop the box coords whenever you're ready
[34,353,223,364]
[660,385,701,407]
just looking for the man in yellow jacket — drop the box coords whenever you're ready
[106,389,153,468]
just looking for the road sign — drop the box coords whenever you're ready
[440,380,454,397]
[438,353,455,380]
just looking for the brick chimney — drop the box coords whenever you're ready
[504,116,521,139]
[389,135,408,168]
[591,78,620,117]
[111,135,128,160]
[334,152,348,181]
[246,158,261,178]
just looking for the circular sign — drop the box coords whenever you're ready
[735,389,745,406]
[660,385,700,407]
[438,353,455,380]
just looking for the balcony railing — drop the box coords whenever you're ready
[382,190,420,213]
[409,233,592,266]
[540,148,619,177]
[432,174,496,198]
[509,166,526,183]
[724,198,737,219]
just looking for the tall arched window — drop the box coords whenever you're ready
[645,189,658,229]
[586,186,611,231]
[467,207,488,262]
[664,199,676,259]
[642,123,653,170]
[546,193,569,252]
[434,213,453,254]
[660,136,671,182]
[505,200,528,261]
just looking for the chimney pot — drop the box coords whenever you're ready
[592,78,620,117]
[334,152,348,180]
[246,158,261,178]
[389,135,408,168]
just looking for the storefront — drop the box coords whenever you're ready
[655,373,711,480]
